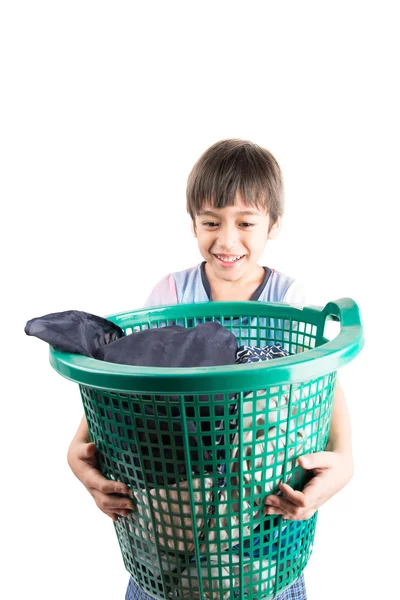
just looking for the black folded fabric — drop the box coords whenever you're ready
[24,310,124,357]
[25,311,238,367]
[96,321,238,367]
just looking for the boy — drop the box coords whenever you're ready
[67,139,354,599]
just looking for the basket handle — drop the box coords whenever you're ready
[322,297,362,329]
[315,298,364,369]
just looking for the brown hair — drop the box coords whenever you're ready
[186,139,284,229]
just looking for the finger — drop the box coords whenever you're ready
[265,507,291,518]
[279,483,306,507]
[264,494,280,506]
[299,473,331,505]
[117,510,132,518]
[105,510,132,522]
[265,497,307,520]
[264,494,292,513]
[98,478,133,497]
[299,451,335,471]
[91,489,135,512]
[265,506,283,516]
[76,442,97,461]
[104,510,119,522]
[86,470,132,497]
[100,496,135,512]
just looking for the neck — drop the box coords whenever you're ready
[205,263,265,301]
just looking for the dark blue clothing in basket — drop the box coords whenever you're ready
[125,574,307,600]
[25,311,238,367]
[236,343,289,363]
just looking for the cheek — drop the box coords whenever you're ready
[197,232,214,246]
[196,237,212,255]
[247,235,267,256]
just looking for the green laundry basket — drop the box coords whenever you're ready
[50,299,363,600]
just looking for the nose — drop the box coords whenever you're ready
[216,223,239,251]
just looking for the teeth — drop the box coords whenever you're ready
[216,255,243,263]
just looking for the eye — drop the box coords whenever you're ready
[203,221,219,228]
[239,222,255,228]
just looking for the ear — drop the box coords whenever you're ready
[268,216,282,240]
[191,219,197,238]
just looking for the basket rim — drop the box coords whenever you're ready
[49,298,364,393]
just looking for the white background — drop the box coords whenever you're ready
[1,2,399,599]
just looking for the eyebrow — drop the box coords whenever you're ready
[198,210,262,217]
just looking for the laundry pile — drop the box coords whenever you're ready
[26,309,322,598]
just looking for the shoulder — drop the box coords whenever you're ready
[262,269,307,306]
[281,278,307,306]
[172,264,202,289]
[143,265,202,308]
[143,273,178,308]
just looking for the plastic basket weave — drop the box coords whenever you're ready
[50,299,363,600]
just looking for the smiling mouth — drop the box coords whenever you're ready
[213,254,245,264]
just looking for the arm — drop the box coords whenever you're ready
[67,415,134,522]
[326,378,353,459]
[264,379,354,520]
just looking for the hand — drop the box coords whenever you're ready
[264,451,354,520]
[67,440,135,522]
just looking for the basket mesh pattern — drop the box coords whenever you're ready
[126,314,318,355]
[79,310,336,599]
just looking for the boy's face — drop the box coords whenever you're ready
[193,192,280,282]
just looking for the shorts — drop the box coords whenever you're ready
[125,573,307,600]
